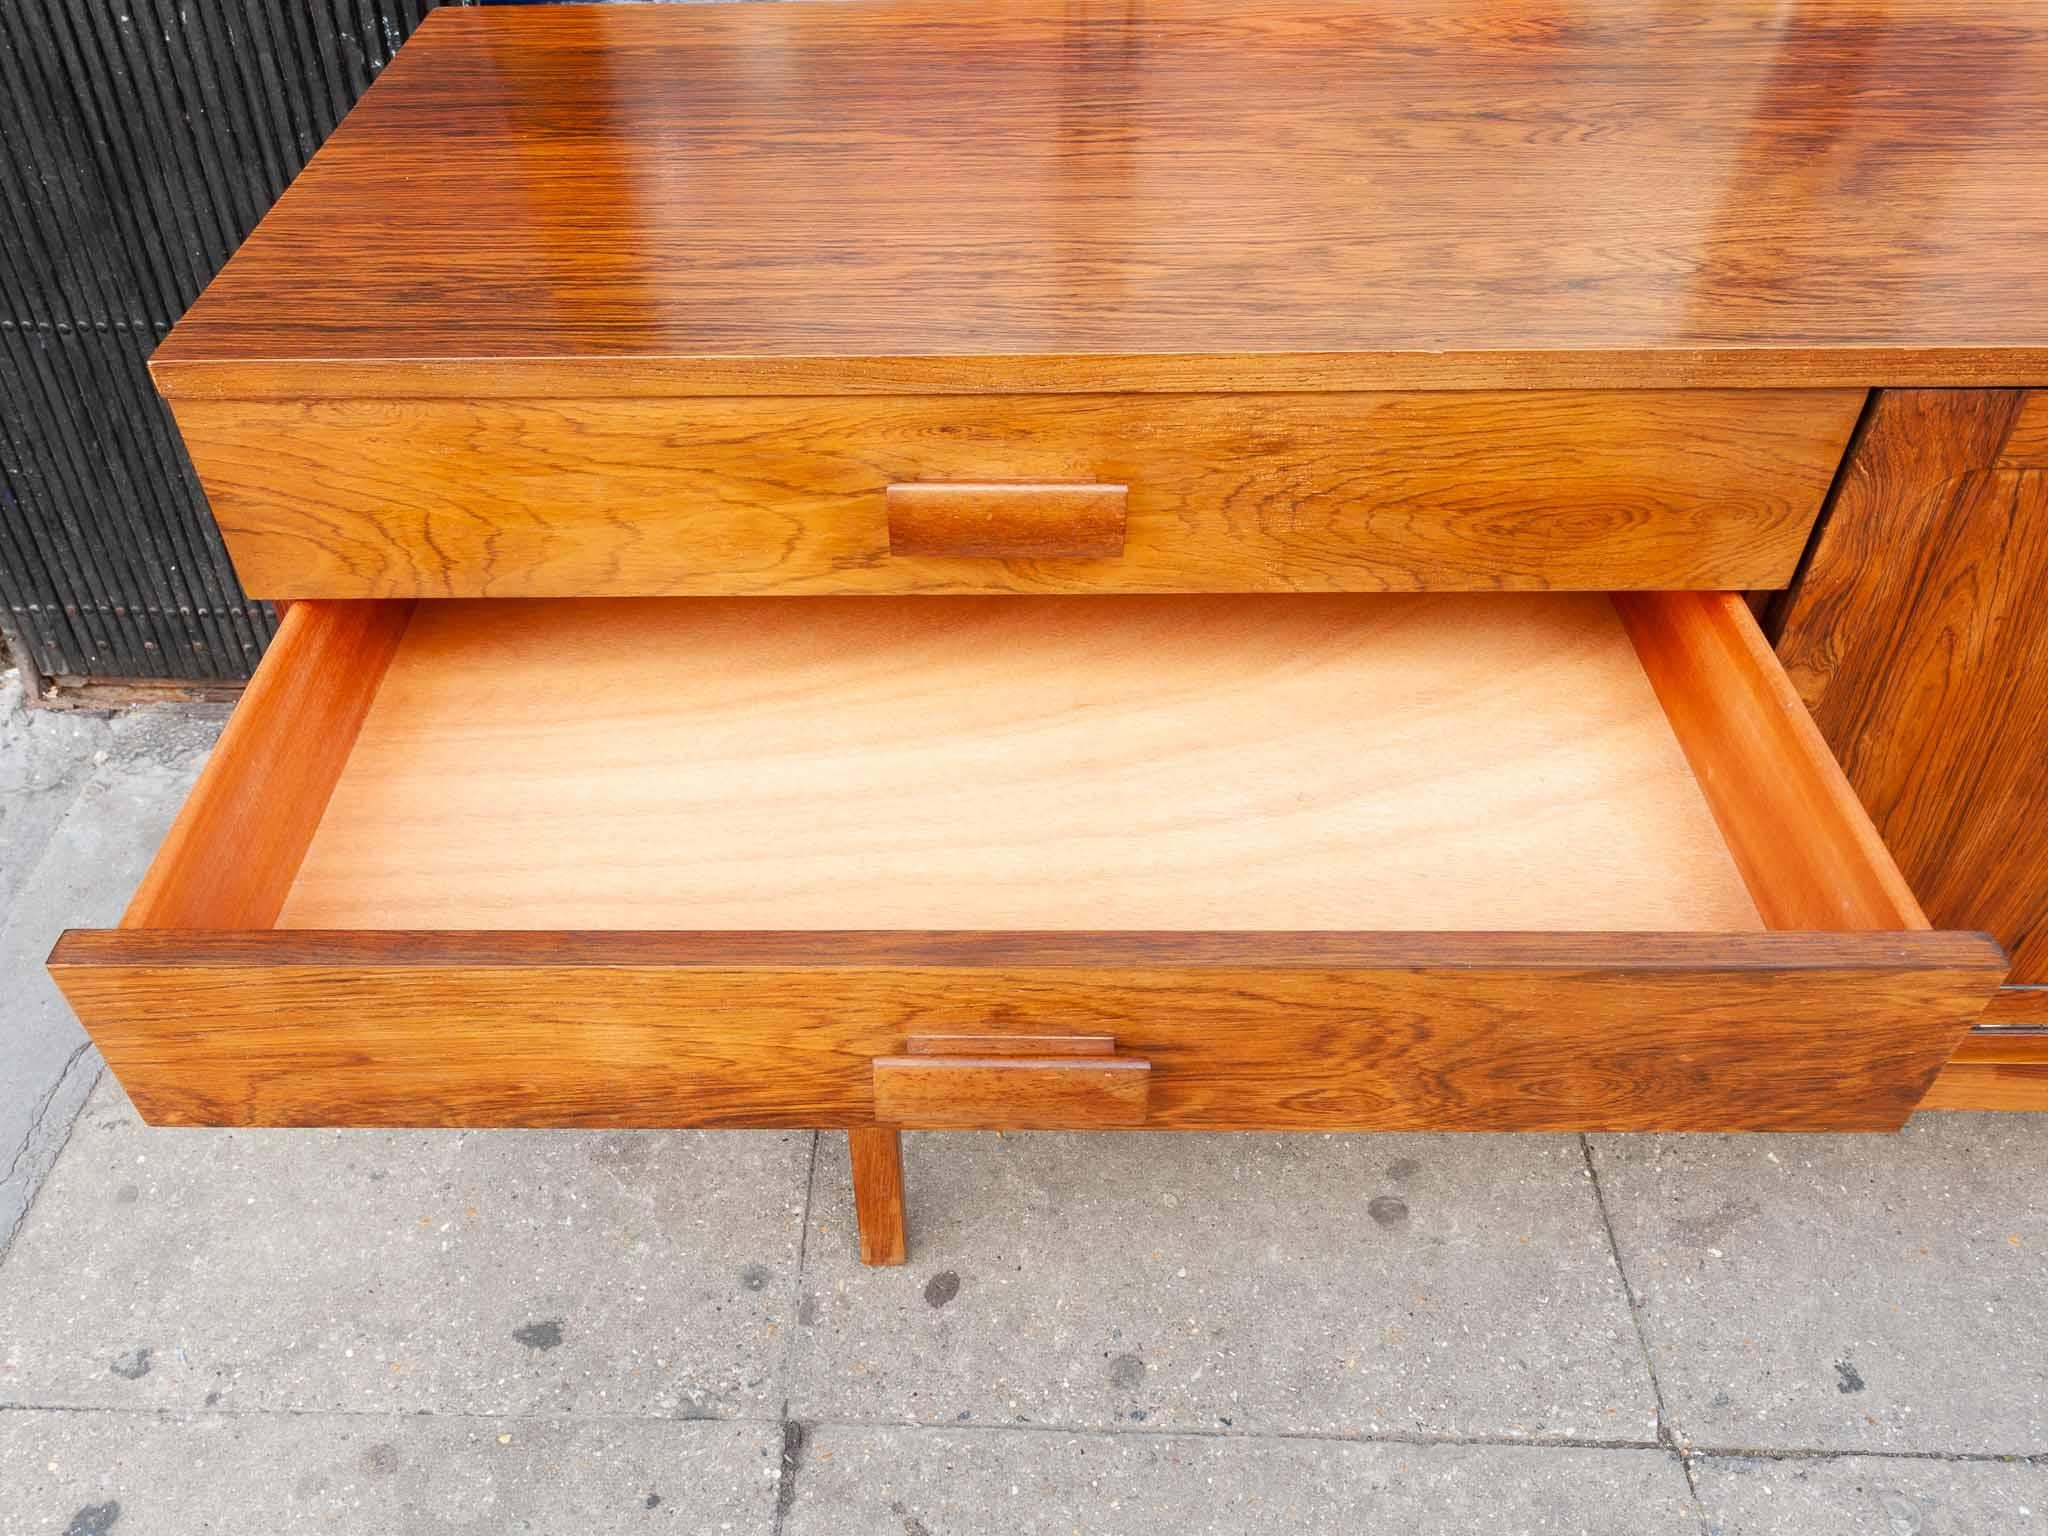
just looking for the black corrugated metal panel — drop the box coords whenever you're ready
[0,0,443,687]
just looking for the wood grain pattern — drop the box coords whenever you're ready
[1616,591,1926,933]
[1929,1021,2048,1110]
[120,599,413,930]
[150,0,2048,398]
[275,595,1762,935]
[906,1034,1116,1057]
[1946,1029,2048,1064]
[174,391,1857,599]
[1981,988,2048,1027]
[873,1055,1151,1130]
[848,1127,906,1266]
[1933,1020,2048,1108]
[1919,1063,2048,1113]
[1777,392,2048,980]
[887,483,1126,560]
[47,929,2006,1134]
[1778,391,2026,702]
[1997,394,2048,467]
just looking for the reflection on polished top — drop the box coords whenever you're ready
[154,0,2048,395]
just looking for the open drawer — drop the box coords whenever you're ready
[49,592,2005,1134]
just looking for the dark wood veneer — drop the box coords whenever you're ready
[1777,389,2048,1110]
[152,1,2048,397]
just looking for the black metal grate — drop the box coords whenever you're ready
[0,0,444,686]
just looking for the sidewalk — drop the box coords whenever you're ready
[1,669,2042,1534]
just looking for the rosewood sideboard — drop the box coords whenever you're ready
[46,0,2048,1264]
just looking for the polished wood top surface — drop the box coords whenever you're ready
[155,0,2048,397]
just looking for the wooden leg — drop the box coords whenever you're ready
[848,1127,907,1266]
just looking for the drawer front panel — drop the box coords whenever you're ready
[174,389,1863,598]
[51,930,2002,1135]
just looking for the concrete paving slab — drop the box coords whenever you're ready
[0,671,110,911]
[1694,1453,2048,1535]
[790,1130,1655,1440]
[0,1408,779,1535]
[785,1425,1699,1535]
[0,1075,813,1419]
[1589,1116,2048,1455]
[0,700,218,1252]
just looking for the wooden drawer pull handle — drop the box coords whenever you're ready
[885,482,1126,559]
[873,1054,1150,1129]
[904,1032,1115,1057]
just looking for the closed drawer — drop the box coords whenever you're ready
[168,389,1862,598]
[50,590,2002,1133]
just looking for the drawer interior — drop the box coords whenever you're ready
[56,589,2008,1135]
[110,588,1935,941]
[272,594,1762,935]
